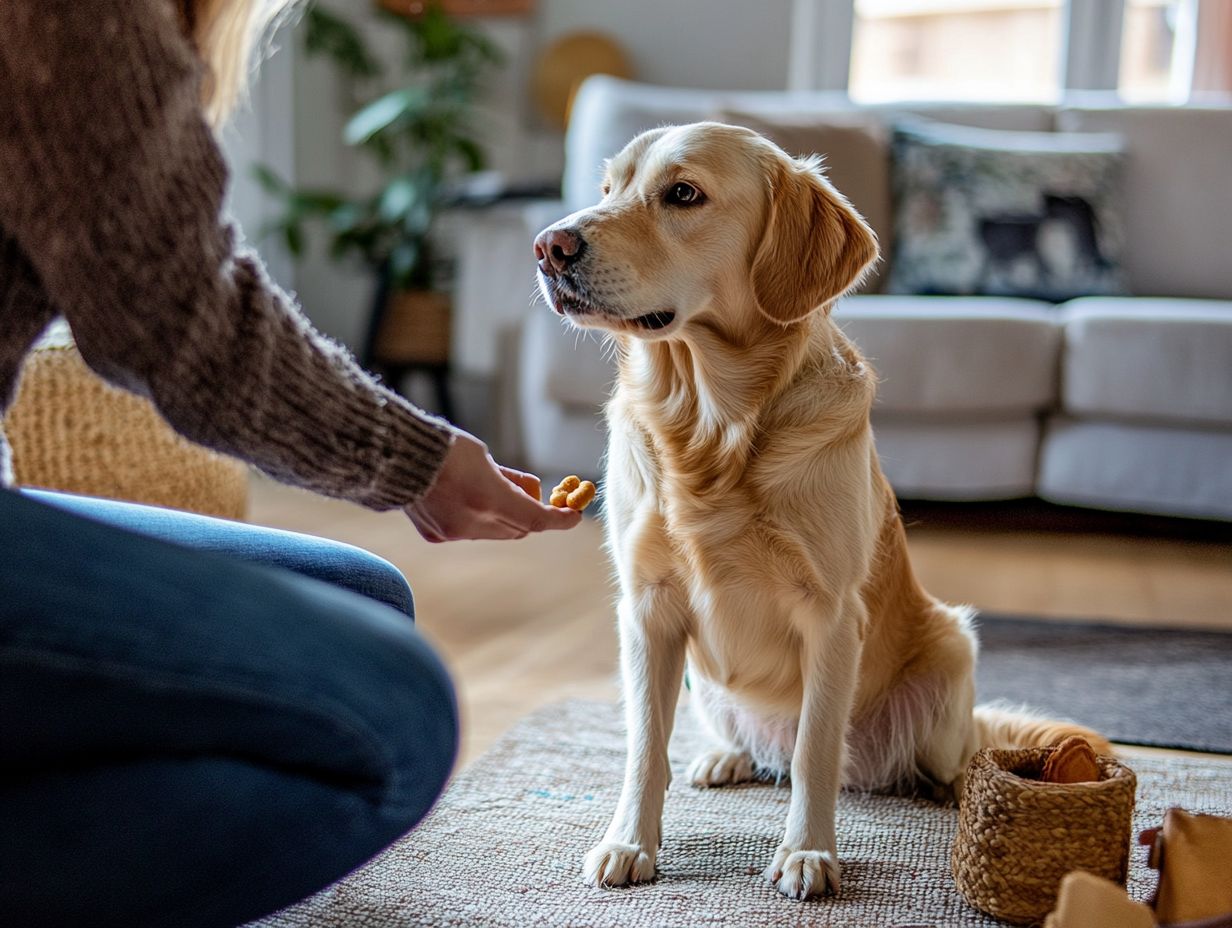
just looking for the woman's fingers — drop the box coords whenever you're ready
[489,476,582,533]
[499,466,542,502]
[405,429,583,542]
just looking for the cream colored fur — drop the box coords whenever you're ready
[534,122,1110,901]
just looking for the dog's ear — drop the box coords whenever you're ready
[750,156,879,325]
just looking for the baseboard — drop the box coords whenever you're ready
[898,497,1232,541]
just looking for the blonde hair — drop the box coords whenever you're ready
[184,0,300,125]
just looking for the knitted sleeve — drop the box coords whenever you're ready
[0,0,454,510]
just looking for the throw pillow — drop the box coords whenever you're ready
[713,109,893,292]
[887,118,1128,301]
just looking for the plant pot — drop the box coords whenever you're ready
[373,289,452,366]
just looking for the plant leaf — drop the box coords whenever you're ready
[304,6,382,81]
[251,163,288,193]
[283,223,305,257]
[344,87,428,145]
[378,176,420,222]
[455,136,486,173]
[388,242,420,289]
[291,190,349,214]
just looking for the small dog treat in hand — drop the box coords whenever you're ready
[548,475,578,507]
[1042,735,1101,784]
[550,475,596,511]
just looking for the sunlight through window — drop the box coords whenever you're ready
[850,0,1064,102]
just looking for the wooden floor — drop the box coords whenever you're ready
[247,478,1232,765]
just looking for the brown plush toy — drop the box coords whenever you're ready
[1042,736,1102,784]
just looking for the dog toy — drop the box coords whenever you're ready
[1042,736,1102,784]
[549,475,596,511]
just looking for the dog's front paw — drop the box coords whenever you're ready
[583,841,656,888]
[764,846,841,900]
[687,749,755,788]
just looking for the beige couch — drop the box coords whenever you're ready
[477,77,1232,520]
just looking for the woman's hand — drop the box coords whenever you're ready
[406,430,583,542]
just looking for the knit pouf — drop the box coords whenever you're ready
[951,746,1137,926]
[5,323,248,520]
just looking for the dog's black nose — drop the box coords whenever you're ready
[534,227,586,278]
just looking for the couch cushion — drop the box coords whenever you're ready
[835,295,1061,414]
[1039,417,1232,521]
[1060,297,1232,426]
[564,76,1055,211]
[872,414,1039,500]
[713,109,893,291]
[887,118,1128,301]
[564,77,850,210]
[1057,105,1232,300]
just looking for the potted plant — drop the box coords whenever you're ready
[256,1,502,412]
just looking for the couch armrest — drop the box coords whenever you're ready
[449,199,573,377]
[517,306,611,480]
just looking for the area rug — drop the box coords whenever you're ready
[976,614,1232,754]
[252,699,1232,928]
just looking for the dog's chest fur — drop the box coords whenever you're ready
[605,319,882,711]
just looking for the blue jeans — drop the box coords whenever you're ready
[0,489,458,928]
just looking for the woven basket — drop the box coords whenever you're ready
[374,290,451,365]
[951,746,1137,926]
[5,325,248,520]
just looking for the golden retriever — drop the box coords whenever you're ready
[533,122,1109,901]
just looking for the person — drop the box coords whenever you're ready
[0,2,581,925]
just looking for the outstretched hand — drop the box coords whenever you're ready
[406,429,582,542]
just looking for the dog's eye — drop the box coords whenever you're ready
[665,182,704,206]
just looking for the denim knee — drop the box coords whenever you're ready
[376,635,459,826]
[342,549,415,619]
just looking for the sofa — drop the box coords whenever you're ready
[457,76,1232,521]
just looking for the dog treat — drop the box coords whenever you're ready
[548,474,578,507]
[1042,735,1102,784]
[567,481,597,510]
[549,475,595,511]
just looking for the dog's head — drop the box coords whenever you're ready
[534,122,878,339]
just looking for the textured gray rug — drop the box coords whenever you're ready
[976,615,1232,753]
[252,699,1232,928]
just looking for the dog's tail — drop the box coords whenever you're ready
[974,702,1114,756]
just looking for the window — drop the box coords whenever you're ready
[849,0,1064,102]
[1119,0,1186,101]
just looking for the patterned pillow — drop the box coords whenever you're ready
[887,119,1128,302]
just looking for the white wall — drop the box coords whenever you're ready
[538,0,793,92]
[218,33,297,293]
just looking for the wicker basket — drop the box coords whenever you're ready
[374,290,451,365]
[951,746,1137,926]
[6,324,248,520]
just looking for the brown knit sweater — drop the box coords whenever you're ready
[0,0,454,510]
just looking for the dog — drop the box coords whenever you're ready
[533,122,1109,901]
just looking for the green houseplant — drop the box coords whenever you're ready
[256,2,502,400]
